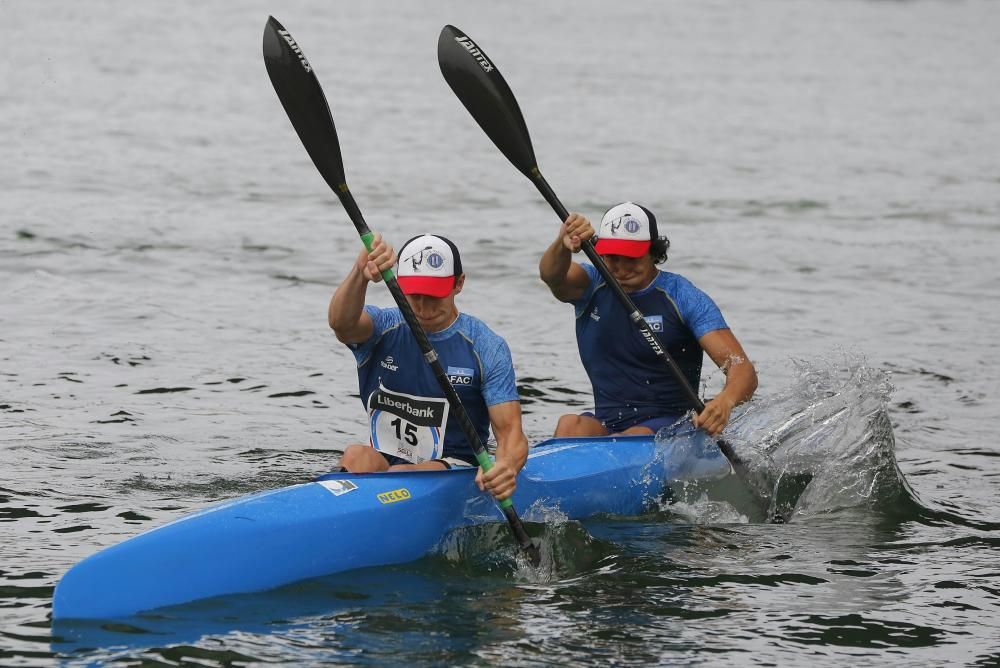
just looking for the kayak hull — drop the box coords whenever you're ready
[53,429,729,620]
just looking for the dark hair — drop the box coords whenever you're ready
[650,236,670,264]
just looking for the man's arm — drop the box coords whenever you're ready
[539,213,595,303]
[476,400,529,501]
[692,329,758,436]
[328,234,395,344]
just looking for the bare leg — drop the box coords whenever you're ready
[553,415,657,438]
[616,425,655,435]
[554,413,610,437]
[340,444,391,473]
[388,460,450,472]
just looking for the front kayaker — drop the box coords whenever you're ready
[329,233,528,501]
[538,202,758,438]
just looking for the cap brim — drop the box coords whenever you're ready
[397,275,454,298]
[594,238,650,258]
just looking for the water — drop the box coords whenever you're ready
[3,0,999,664]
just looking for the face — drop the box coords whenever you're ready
[601,253,658,292]
[404,275,464,332]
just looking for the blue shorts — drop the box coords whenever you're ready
[582,411,683,434]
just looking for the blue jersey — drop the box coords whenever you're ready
[570,264,728,431]
[349,307,519,461]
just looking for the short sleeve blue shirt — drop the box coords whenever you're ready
[349,307,519,459]
[570,265,728,431]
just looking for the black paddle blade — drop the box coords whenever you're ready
[438,26,538,179]
[263,16,347,193]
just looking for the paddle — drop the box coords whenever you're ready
[437,25,775,517]
[262,17,541,562]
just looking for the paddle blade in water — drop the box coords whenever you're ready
[263,16,347,193]
[438,25,538,179]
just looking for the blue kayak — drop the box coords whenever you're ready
[53,426,731,620]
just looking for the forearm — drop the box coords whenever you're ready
[328,264,370,342]
[715,357,758,408]
[478,401,528,500]
[539,233,573,289]
[494,429,528,474]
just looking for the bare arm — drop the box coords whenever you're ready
[328,234,396,344]
[475,400,529,501]
[539,213,595,303]
[692,329,758,436]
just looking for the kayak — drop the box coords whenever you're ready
[52,424,731,620]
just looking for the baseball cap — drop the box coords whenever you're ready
[396,234,463,298]
[594,202,658,258]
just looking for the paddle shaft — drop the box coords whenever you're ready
[438,24,772,516]
[336,186,536,548]
[263,17,538,557]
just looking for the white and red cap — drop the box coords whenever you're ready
[396,234,463,298]
[594,202,658,258]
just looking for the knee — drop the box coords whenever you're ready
[554,414,578,437]
[340,445,381,472]
[554,414,605,438]
[339,446,361,471]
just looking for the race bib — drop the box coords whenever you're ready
[367,384,449,463]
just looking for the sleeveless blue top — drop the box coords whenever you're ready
[349,307,519,461]
[570,264,728,431]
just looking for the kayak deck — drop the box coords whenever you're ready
[53,428,728,620]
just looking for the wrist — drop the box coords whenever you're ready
[715,393,736,411]
[354,260,371,282]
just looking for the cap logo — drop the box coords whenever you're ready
[404,245,437,273]
[624,218,640,234]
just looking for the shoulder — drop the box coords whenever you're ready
[656,271,712,301]
[366,305,405,333]
[656,271,728,335]
[568,263,602,308]
[456,313,510,347]
[455,313,515,368]
[456,314,519,403]
[580,262,602,285]
[657,270,695,290]
[350,306,404,354]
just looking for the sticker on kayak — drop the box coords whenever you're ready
[318,479,358,497]
[377,488,411,504]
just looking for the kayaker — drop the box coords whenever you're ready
[329,233,528,501]
[538,202,758,438]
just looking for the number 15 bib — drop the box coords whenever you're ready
[367,383,450,463]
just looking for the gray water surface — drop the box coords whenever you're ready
[3,1,999,665]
